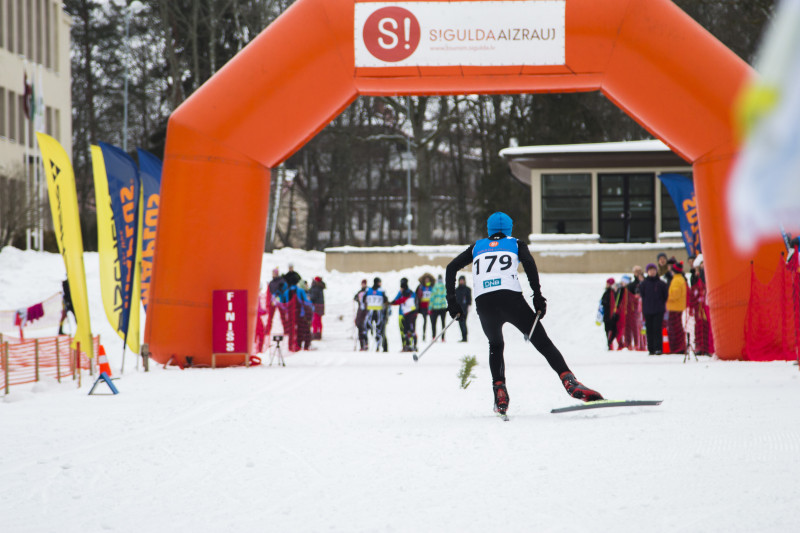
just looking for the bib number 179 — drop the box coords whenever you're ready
[473,254,512,275]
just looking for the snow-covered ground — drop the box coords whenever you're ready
[1,246,799,532]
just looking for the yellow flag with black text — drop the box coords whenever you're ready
[91,145,125,344]
[37,133,93,355]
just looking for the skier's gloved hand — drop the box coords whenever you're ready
[447,295,462,319]
[532,294,547,318]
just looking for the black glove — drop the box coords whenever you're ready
[447,295,462,319]
[532,294,547,319]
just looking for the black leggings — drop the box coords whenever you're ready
[644,312,663,354]
[475,290,570,382]
[429,309,447,338]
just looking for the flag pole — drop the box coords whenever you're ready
[36,64,44,251]
[24,67,31,250]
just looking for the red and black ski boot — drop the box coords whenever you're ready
[559,371,603,402]
[493,380,510,415]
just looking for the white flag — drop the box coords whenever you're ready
[729,0,800,251]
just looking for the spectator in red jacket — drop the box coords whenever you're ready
[688,254,715,355]
[309,276,326,340]
[254,285,268,353]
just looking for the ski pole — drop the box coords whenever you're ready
[413,315,460,362]
[523,311,542,342]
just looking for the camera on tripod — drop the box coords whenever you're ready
[270,334,286,367]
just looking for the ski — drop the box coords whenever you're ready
[497,412,509,421]
[551,399,662,414]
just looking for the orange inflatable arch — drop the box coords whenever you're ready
[144,0,782,366]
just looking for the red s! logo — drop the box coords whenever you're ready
[489,241,499,247]
[363,7,420,62]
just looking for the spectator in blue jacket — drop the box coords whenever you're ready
[282,278,312,351]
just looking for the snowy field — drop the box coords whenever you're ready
[1,246,799,533]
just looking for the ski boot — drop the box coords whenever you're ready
[493,380,510,415]
[559,371,603,402]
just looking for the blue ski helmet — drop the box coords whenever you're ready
[487,212,513,236]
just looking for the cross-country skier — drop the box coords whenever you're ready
[445,212,603,417]
[415,273,435,340]
[363,277,388,351]
[392,277,418,352]
[354,279,369,351]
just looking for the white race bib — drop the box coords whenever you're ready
[471,237,522,298]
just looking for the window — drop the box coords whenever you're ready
[0,0,4,50]
[52,1,59,72]
[16,0,23,59]
[388,209,402,230]
[541,173,592,233]
[45,105,52,136]
[8,90,16,142]
[598,173,655,243]
[54,108,60,141]
[6,0,14,53]
[18,93,26,146]
[0,87,5,138]
[26,0,33,61]
[44,0,50,68]
[35,0,41,64]
[356,208,365,230]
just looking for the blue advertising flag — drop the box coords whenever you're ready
[658,173,701,257]
[137,149,162,313]
[98,143,140,342]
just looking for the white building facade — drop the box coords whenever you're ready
[0,0,71,248]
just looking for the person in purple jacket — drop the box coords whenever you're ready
[639,263,669,355]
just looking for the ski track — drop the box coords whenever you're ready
[2,249,800,532]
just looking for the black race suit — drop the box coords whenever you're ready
[446,233,571,382]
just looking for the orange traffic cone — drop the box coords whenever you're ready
[662,327,670,354]
[97,344,112,377]
[89,344,119,395]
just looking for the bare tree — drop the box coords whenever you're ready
[0,167,41,248]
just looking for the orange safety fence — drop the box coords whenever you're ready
[0,334,99,393]
[743,251,800,362]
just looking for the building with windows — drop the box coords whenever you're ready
[0,0,71,248]
[500,140,691,243]
[325,140,693,274]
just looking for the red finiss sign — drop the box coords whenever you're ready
[212,290,248,354]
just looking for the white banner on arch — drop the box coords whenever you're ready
[355,1,566,68]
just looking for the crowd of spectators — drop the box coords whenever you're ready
[600,252,714,356]
[254,264,326,353]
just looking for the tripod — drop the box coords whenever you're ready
[269,335,286,367]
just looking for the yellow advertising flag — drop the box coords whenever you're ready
[90,145,125,344]
[37,133,93,355]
